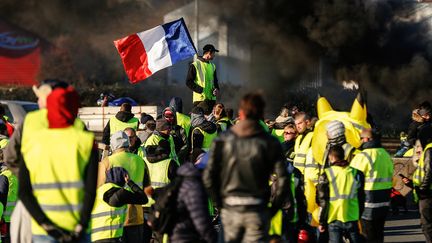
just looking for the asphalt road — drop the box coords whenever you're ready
[384,209,425,242]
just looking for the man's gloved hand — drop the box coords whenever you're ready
[41,223,73,243]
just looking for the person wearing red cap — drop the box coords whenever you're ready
[4,79,87,243]
[19,86,98,243]
[163,107,188,164]
[186,44,220,112]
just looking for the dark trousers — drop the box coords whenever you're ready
[361,218,385,243]
[284,222,298,243]
[419,198,432,243]
[122,224,144,243]
[328,220,361,243]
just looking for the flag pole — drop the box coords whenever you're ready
[195,0,199,52]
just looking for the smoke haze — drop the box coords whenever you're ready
[1,0,431,110]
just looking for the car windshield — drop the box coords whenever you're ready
[22,104,39,113]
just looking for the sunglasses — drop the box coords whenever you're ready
[284,132,296,135]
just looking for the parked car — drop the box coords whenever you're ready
[0,100,39,126]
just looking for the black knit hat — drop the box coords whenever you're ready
[140,113,155,125]
[156,118,171,132]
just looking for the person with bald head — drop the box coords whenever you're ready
[351,128,394,243]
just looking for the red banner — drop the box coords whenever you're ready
[0,20,41,86]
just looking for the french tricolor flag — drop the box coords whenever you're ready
[114,18,196,84]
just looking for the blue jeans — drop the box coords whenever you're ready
[328,220,361,243]
[32,234,90,243]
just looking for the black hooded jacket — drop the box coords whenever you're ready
[102,111,138,145]
[203,119,290,213]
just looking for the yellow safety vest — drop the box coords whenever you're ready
[293,132,313,174]
[192,59,216,102]
[145,134,179,165]
[109,116,139,135]
[0,139,8,149]
[91,183,127,242]
[271,129,285,143]
[21,109,85,150]
[23,127,94,235]
[325,166,360,223]
[192,127,217,152]
[216,117,231,133]
[143,157,172,207]
[176,112,191,138]
[350,148,394,191]
[414,143,432,188]
[108,151,145,188]
[0,169,18,222]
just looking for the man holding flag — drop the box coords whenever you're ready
[186,44,220,113]
[114,18,196,84]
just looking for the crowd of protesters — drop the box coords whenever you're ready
[0,44,430,243]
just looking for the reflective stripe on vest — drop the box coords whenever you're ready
[293,132,313,174]
[192,127,217,152]
[325,166,360,223]
[0,139,8,149]
[192,60,216,102]
[143,157,171,207]
[32,181,84,190]
[353,148,393,191]
[414,143,432,188]
[23,127,94,235]
[109,117,139,135]
[0,169,18,222]
[304,148,320,185]
[91,183,127,241]
[364,201,390,208]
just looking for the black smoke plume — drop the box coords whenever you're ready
[1,0,431,110]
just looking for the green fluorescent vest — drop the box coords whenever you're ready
[21,109,85,149]
[1,169,18,222]
[325,166,360,223]
[414,143,432,188]
[192,59,216,102]
[109,151,145,188]
[176,112,191,138]
[216,117,231,133]
[23,127,94,235]
[143,157,171,207]
[145,134,178,165]
[293,132,313,174]
[192,127,217,152]
[109,117,139,135]
[91,183,127,241]
[351,148,394,191]
[271,129,285,143]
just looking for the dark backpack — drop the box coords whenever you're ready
[148,176,184,235]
